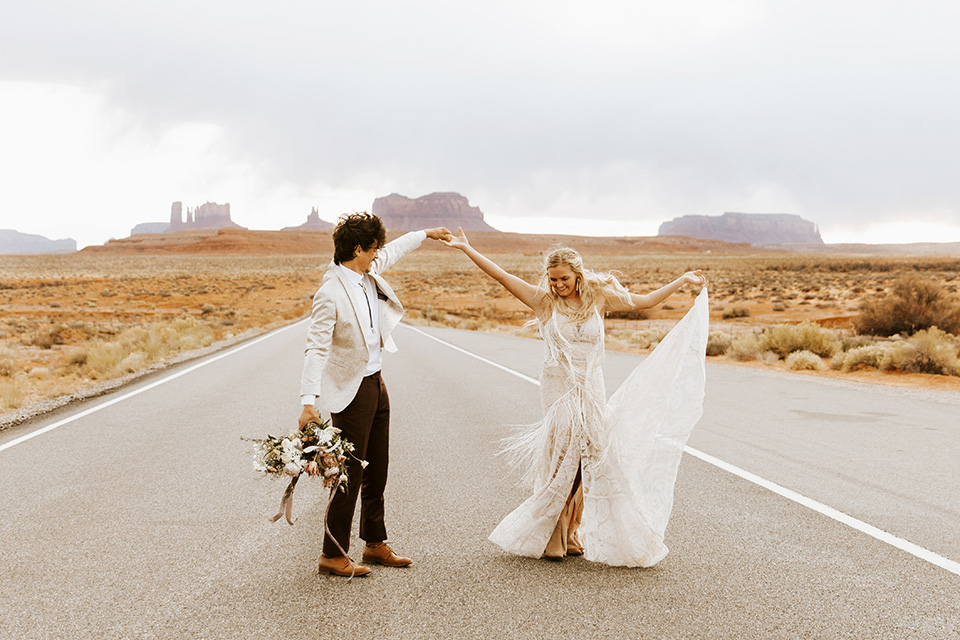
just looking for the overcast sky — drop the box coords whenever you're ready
[3,1,960,248]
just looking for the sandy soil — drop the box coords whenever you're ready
[3,228,959,426]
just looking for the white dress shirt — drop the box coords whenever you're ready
[301,264,382,407]
[339,264,383,376]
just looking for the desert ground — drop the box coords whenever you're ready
[2,228,959,426]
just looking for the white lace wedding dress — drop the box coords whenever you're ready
[488,289,709,567]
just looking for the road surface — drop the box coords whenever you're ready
[1,320,958,639]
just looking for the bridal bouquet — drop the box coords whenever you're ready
[245,420,366,525]
[246,419,361,490]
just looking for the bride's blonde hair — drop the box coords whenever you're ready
[536,246,633,322]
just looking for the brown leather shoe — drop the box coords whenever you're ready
[317,554,371,577]
[362,542,412,567]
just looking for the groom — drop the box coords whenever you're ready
[299,211,450,577]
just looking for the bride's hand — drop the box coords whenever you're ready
[441,227,471,251]
[682,270,707,288]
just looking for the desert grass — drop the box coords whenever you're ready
[395,252,960,380]
[0,254,318,419]
[760,322,842,359]
[4,248,960,421]
[830,328,960,376]
[785,350,826,371]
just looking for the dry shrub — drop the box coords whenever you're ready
[786,350,825,371]
[831,345,896,372]
[82,318,217,380]
[65,348,88,367]
[460,317,492,331]
[423,308,447,323]
[895,327,960,376]
[831,329,959,376]
[761,322,841,359]
[705,332,732,356]
[0,348,14,377]
[722,306,750,319]
[607,308,649,320]
[0,375,24,410]
[758,351,780,366]
[856,276,960,336]
[632,328,669,349]
[29,324,68,349]
[727,332,763,361]
[116,352,147,374]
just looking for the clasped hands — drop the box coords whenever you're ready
[683,270,708,288]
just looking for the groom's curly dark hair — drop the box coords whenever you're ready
[332,212,387,265]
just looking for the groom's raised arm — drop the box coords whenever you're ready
[371,227,451,275]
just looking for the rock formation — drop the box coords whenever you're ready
[0,229,76,254]
[169,201,243,231]
[130,222,170,235]
[282,207,334,231]
[658,212,823,245]
[371,192,497,232]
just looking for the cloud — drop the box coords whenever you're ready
[2,1,960,245]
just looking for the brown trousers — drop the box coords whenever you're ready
[322,372,390,557]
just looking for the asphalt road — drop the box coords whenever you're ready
[1,319,959,640]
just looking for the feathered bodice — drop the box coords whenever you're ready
[538,308,606,411]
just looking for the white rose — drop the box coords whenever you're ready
[283,462,300,476]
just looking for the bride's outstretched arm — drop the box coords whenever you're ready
[607,270,707,311]
[442,228,542,310]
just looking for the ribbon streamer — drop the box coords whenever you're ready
[268,474,300,525]
[267,471,357,580]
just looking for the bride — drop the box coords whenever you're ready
[443,230,709,567]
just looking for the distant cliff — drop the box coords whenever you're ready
[0,229,76,254]
[658,212,823,245]
[169,201,244,231]
[131,201,245,238]
[371,192,496,232]
[282,207,334,231]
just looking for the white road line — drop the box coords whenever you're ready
[0,320,309,454]
[400,323,960,578]
[403,324,540,384]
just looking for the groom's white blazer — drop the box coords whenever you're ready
[300,231,425,414]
